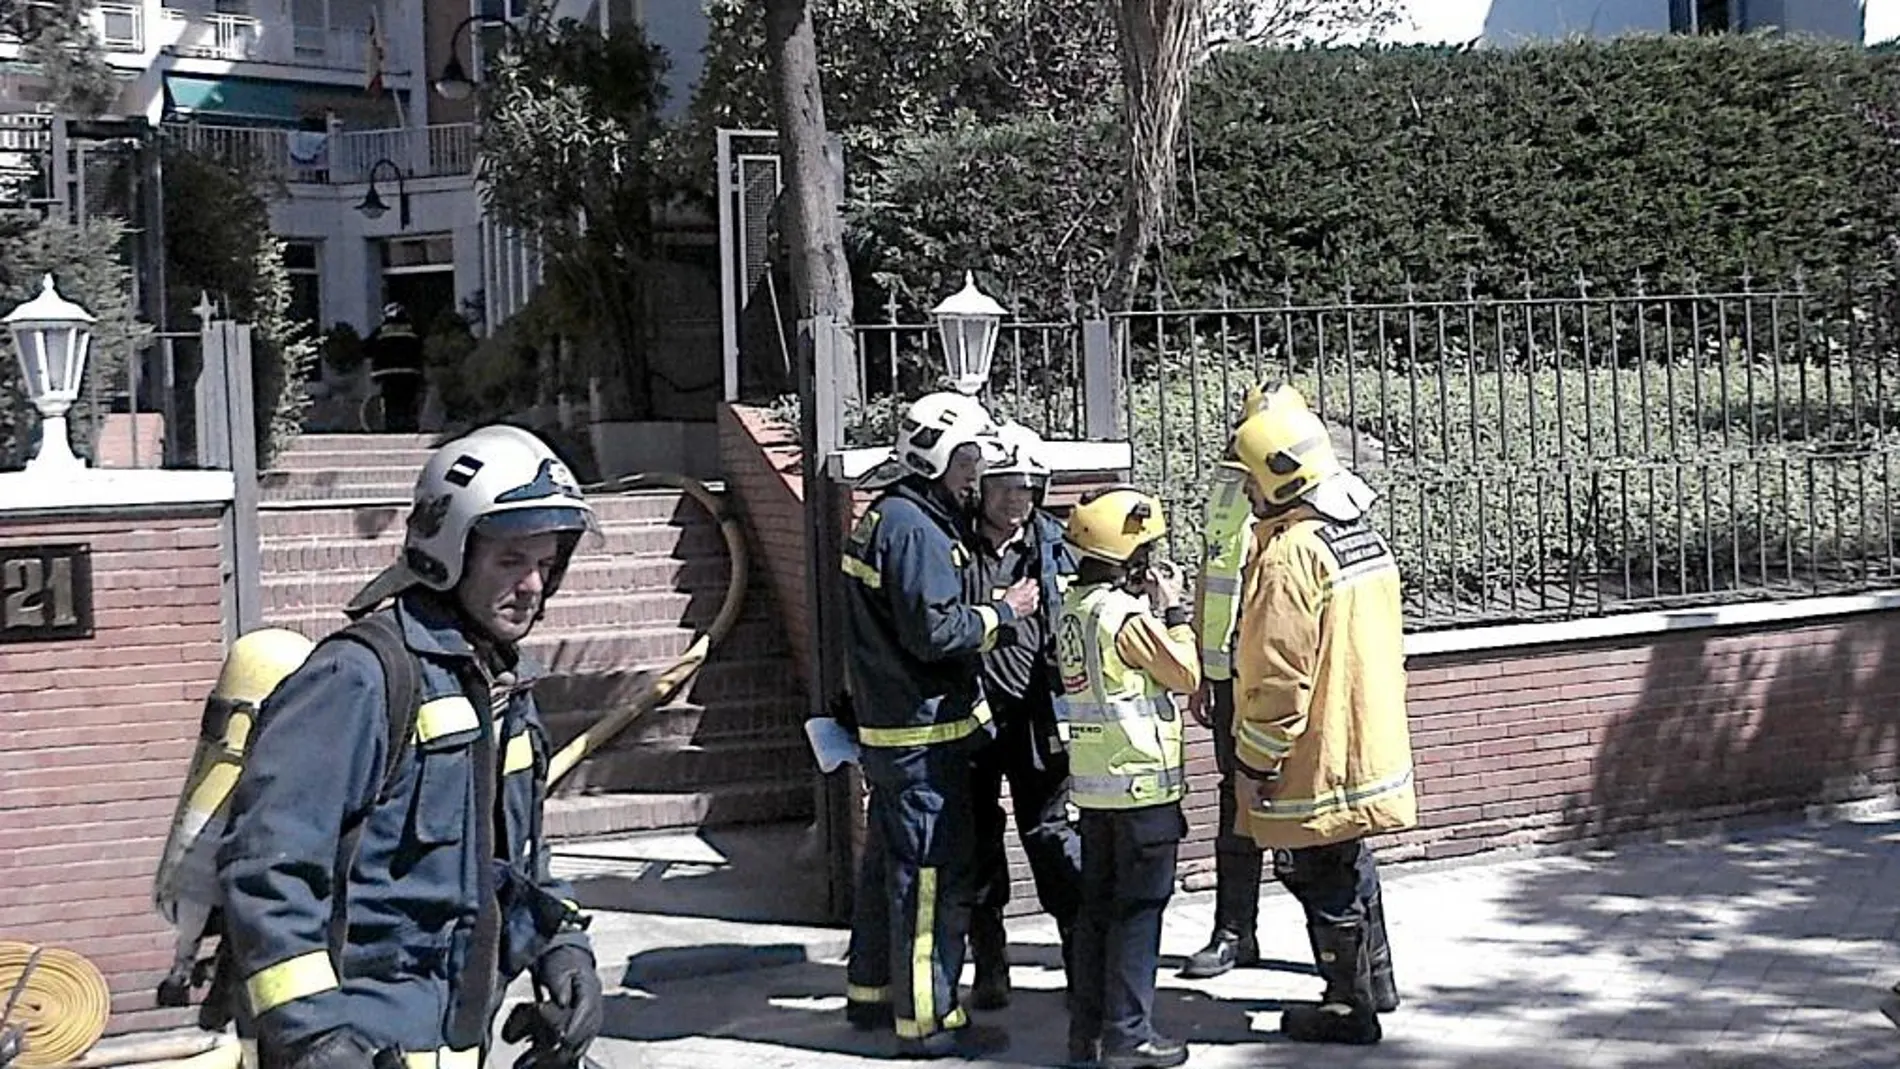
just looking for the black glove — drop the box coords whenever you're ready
[279,1028,382,1069]
[503,945,603,1069]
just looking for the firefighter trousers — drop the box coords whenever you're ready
[844,742,977,1040]
[1069,802,1185,1052]
[969,693,1082,930]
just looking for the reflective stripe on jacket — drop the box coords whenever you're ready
[1233,506,1417,850]
[841,478,1009,746]
[1056,583,1186,809]
[1196,466,1255,681]
[217,592,587,1060]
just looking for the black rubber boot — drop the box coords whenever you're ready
[1281,924,1382,1046]
[969,906,1011,1011]
[1366,893,1398,1013]
[897,1022,1011,1060]
[845,998,894,1031]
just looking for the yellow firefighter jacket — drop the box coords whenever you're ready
[1232,505,1417,850]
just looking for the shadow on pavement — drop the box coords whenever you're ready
[599,949,1300,1065]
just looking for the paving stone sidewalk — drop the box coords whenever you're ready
[516,812,1900,1069]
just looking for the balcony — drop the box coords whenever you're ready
[162,122,477,184]
[156,9,410,74]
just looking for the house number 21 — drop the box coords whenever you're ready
[0,544,93,642]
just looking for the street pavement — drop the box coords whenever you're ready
[497,811,1900,1069]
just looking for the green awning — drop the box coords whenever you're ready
[162,74,301,123]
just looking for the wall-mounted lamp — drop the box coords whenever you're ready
[355,157,410,230]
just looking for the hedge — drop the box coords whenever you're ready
[849,33,1900,318]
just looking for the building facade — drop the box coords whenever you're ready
[1389,0,1888,47]
[0,0,710,344]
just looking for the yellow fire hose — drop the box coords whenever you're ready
[0,944,112,1069]
[24,473,750,1069]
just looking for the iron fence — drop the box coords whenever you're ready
[836,273,1900,631]
[845,308,1088,446]
[1115,275,1900,629]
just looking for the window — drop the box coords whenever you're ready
[1672,0,1735,33]
[284,241,321,326]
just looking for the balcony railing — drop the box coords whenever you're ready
[157,9,409,73]
[162,122,479,185]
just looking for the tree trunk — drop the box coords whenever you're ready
[764,0,861,402]
[1106,0,1202,312]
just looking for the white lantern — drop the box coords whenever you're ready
[6,274,97,474]
[931,271,1007,396]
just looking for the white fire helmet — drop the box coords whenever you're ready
[894,391,1007,481]
[346,423,601,616]
[984,420,1052,498]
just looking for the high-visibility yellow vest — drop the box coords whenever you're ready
[1055,583,1185,810]
[1197,465,1254,681]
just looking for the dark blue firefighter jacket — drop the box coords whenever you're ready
[217,591,588,1062]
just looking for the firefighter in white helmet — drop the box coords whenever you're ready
[1057,487,1201,1069]
[215,423,606,1069]
[1228,391,1413,1046]
[839,391,1032,1059]
[962,421,1083,1010]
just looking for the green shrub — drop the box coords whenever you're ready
[852,34,1900,319]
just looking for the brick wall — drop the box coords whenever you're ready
[0,507,227,1037]
[94,414,166,469]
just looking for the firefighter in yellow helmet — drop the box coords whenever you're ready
[1056,487,1201,1069]
[1181,384,1272,981]
[1227,392,1414,1046]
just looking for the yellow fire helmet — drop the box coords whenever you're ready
[1230,393,1343,510]
[212,627,317,705]
[1065,486,1167,564]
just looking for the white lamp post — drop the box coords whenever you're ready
[7,274,96,475]
[930,271,1007,396]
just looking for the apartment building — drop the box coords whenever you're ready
[0,0,709,346]
[1388,0,1883,47]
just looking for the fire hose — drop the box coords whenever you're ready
[0,945,111,1069]
[13,473,749,1069]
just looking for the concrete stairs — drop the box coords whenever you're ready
[256,433,814,839]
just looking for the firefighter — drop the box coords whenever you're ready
[1057,487,1201,1069]
[1227,391,1414,1046]
[367,302,424,433]
[963,421,1083,1010]
[839,391,1037,1059]
[1181,386,1271,980]
[216,423,605,1069]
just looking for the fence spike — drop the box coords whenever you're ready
[1631,269,1647,299]
[885,291,900,326]
[1402,273,1417,302]
[1739,261,1754,293]
[1280,278,1295,308]
[1520,269,1535,299]
[1462,269,1478,302]
[1574,268,1591,298]
[1683,266,1702,294]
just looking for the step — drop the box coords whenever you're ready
[544,779,815,838]
[259,523,732,575]
[535,651,800,711]
[287,432,442,451]
[542,693,805,750]
[557,735,813,794]
[262,556,736,611]
[254,617,794,673]
[257,489,712,528]
[270,447,439,473]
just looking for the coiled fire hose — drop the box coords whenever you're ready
[50,473,750,1069]
[0,944,111,1069]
